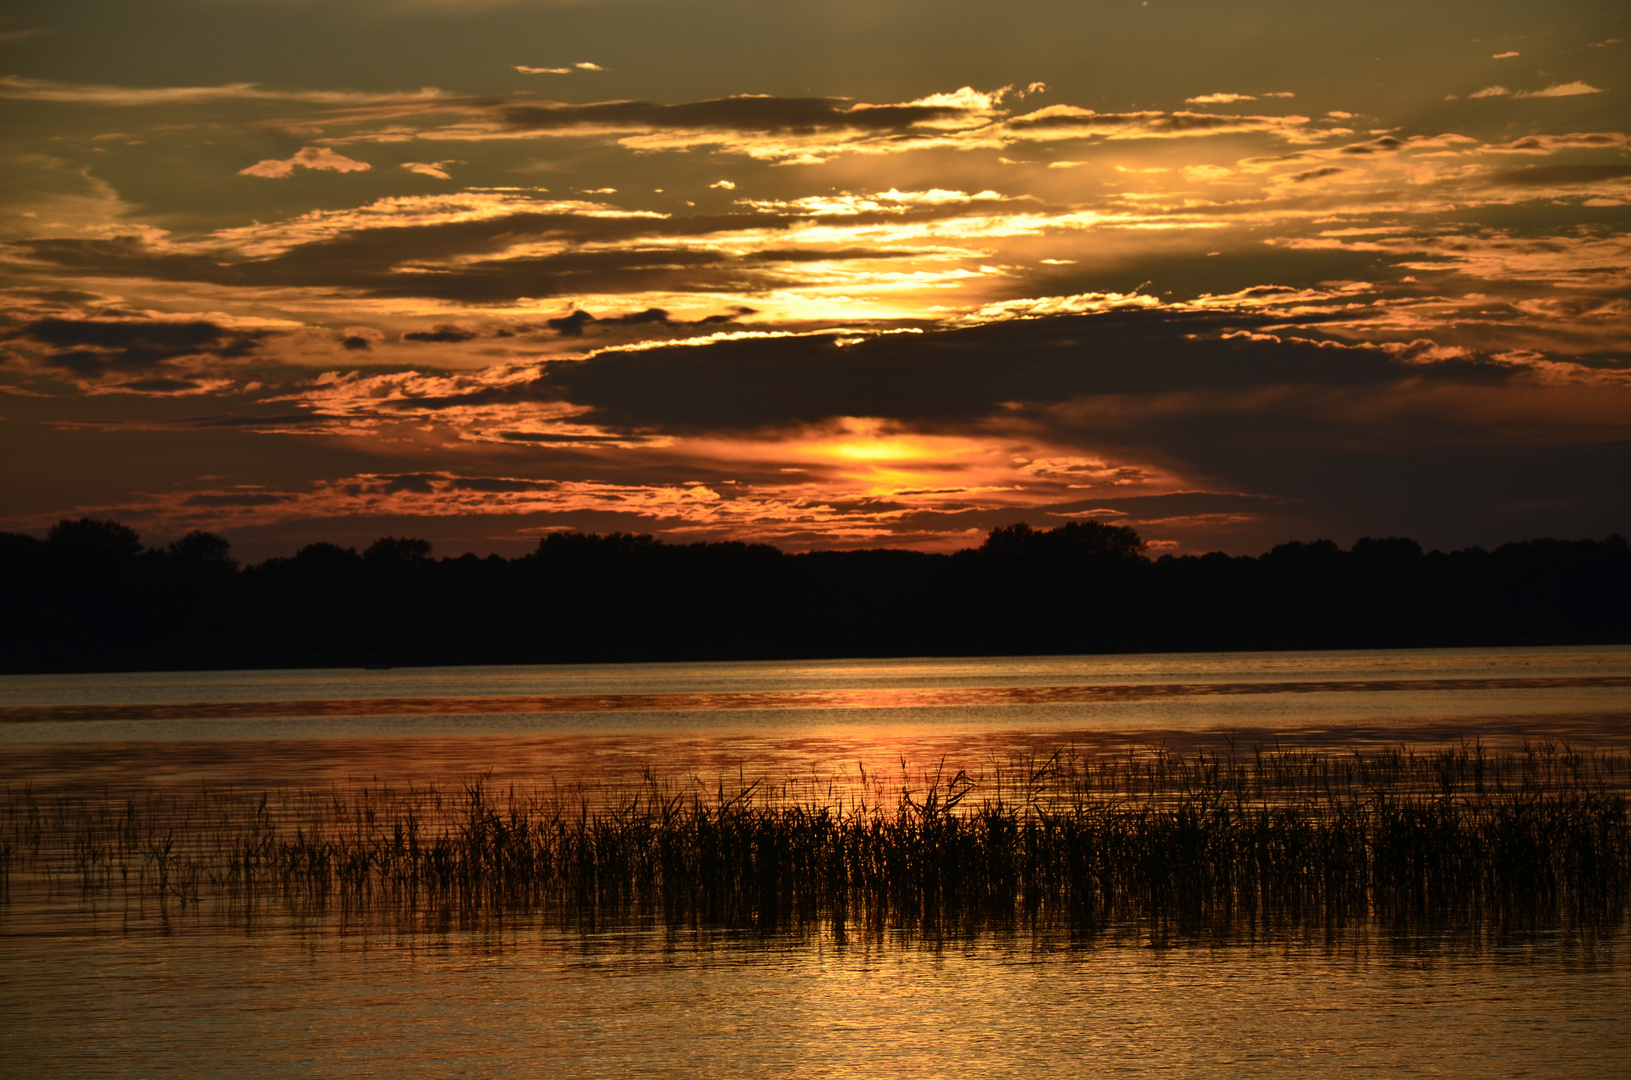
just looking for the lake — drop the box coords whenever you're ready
[3,646,1629,1077]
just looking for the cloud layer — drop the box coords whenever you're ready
[1,8,1626,557]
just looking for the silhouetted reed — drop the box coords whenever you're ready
[4,742,1627,943]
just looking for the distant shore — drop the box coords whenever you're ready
[4,518,1628,673]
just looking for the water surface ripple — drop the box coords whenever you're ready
[6,673,1628,724]
[4,646,1629,1078]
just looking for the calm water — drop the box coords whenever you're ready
[5,926,1627,1079]
[4,646,1630,1077]
[3,645,1629,792]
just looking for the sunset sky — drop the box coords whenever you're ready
[1,0,1626,558]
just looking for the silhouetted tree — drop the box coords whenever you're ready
[0,519,1626,671]
[48,517,142,561]
[364,537,433,564]
[980,520,1145,562]
[168,530,236,566]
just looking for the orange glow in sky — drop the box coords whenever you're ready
[0,2,1626,556]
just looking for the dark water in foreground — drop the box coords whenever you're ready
[4,646,1630,1077]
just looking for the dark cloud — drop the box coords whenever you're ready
[183,493,292,507]
[10,288,104,307]
[1,317,269,382]
[1135,433,1631,549]
[11,215,797,301]
[1005,109,1283,135]
[1288,166,1346,183]
[402,325,478,343]
[381,473,439,494]
[1339,136,1404,155]
[545,306,748,337]
[496,431,640,444]
[494,310,1451,433]
[546,310,595,337]
[121,377,201,393]
[322,306,1631,548]
[447,476,559,493]
[1053,491,1288,520]
[1005,110,1150,131]
[1486,164,1631,187]
[50,413,334,431]
[501,95,973,133]
[601,307,672,327]
[7,203,1047,306]
[9,211,1004,304]
[9,237,251,286]
[11,318,260,366]
[394,252,811,305]
[183,413,328,429]
[746,246,921,262]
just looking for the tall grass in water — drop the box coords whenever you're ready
[3,742,1627,943]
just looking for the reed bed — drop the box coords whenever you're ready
[3,742,1628,943]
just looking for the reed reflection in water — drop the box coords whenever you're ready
[4,649,1630,1077]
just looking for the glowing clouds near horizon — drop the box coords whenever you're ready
[0,3,1626,555]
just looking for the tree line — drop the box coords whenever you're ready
[1,518,1627,672]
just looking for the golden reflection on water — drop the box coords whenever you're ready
[4,674,1629,724]
[5,709,1631,796]
[2,922,1627,1079]
[2,646,1629,793]
[4,649,1630,1077]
